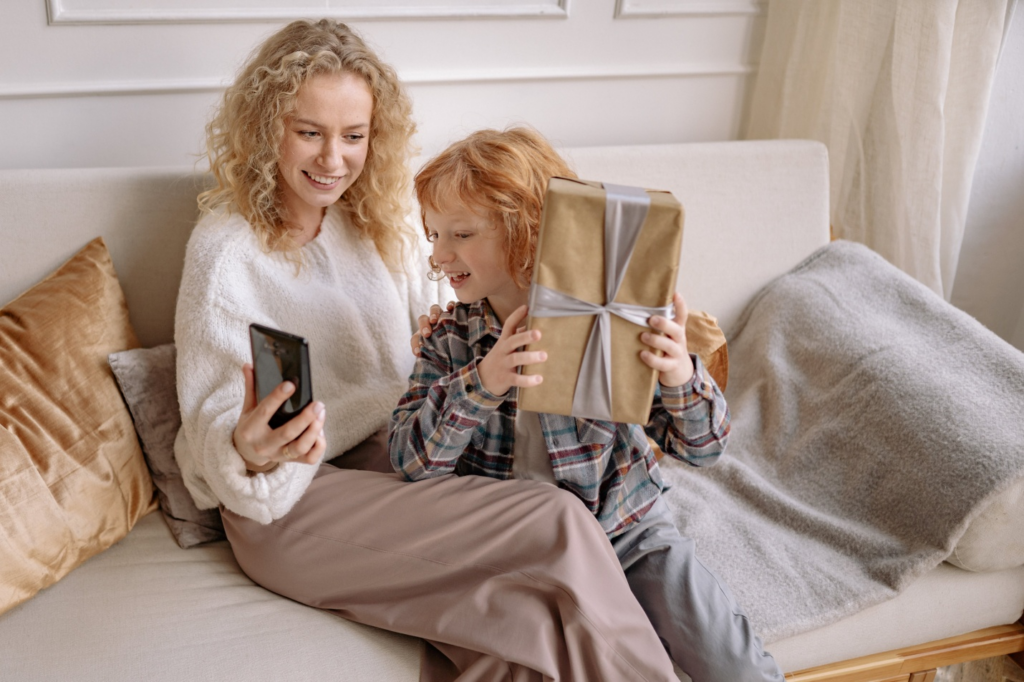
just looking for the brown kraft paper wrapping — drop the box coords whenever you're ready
[519,177,684,424]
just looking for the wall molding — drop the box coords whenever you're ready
[615,0,764,17]
[0,63,755,100]
[0,78,228,100]
[46,0,569,24]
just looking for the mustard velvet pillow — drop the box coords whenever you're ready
[0,238,156,615]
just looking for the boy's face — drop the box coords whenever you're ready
[425,203,526,323]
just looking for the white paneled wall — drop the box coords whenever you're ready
[0,0,764,169]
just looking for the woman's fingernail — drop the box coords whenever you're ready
[315,402,326,418]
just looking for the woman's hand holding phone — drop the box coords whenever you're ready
[233,363,326,473]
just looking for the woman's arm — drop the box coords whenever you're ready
[174,219,322,523]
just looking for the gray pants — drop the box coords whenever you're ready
[613,497,785,682]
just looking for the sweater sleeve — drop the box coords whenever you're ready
[173,216,319,524]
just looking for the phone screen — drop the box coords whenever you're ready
[249,323,313,429]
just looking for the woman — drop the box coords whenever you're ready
[173,18,678,682]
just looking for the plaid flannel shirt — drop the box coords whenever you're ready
[389,300,731,538]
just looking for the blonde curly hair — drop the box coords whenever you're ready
[199,19,415,269]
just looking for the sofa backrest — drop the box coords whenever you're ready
[1,167,203,348]
[0,140,829,348]
[563,140,830,334]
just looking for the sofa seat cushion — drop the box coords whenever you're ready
[766,561,1024,673]
[0,512,421,681]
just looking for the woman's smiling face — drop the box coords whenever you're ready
[277,71,373,230]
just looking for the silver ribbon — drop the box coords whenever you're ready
[529,183,674,421]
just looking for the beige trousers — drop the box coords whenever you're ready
[221,463,678,682]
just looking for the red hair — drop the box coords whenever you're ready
[414,127,575,289]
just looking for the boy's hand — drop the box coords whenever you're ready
[478,305,547,396]
[641,292,695,387]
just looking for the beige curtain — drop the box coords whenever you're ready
[746,0,1009,298]
[950,6,1024,352]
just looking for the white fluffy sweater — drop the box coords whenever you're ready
[174,206,444,523]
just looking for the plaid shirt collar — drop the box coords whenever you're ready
[467,299,504,347]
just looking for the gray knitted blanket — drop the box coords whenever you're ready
[660,240,1024,642]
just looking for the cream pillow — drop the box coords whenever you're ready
[0,237,156,615]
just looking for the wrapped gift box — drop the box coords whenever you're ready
[519,177,684,424]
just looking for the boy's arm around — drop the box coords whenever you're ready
[388,311,506,480]
[641,293,730,466]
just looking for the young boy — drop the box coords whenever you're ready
[389,127,783,682]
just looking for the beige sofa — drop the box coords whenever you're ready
[1,140,1022,681]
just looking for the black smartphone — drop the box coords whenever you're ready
[248,323,313,429]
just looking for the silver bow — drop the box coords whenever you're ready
[529,183,674,421]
